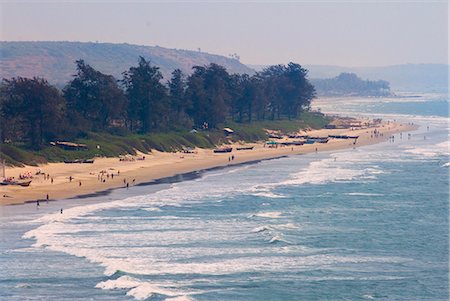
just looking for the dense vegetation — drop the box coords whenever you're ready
[311,72,391,96]
[0,116,328,166]
[0,58,321,165]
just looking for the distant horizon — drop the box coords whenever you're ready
[1,39,447,69]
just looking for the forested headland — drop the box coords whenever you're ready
[0,58,326,165]
[311,72,391,97]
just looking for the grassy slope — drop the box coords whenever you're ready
[0,112,329,166]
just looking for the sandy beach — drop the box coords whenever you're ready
[0,121,417,206]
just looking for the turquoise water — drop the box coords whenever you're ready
[1,94,448,300]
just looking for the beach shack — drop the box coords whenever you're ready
[223,127,234,136]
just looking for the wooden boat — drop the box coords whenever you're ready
[288,135,309,139]
[236,146,254,150]
[0,180,32,187]
[280,141,304,146]
[64,159,94,164]
[64,159,81,164]
[306,137,329,143]
[213,147,232,153]
[328,135,359,140]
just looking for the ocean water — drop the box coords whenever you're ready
[1,94,448,301]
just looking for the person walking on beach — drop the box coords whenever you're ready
[36,200,40,207]
[46,194,49,203]
[126,182,129,189]
[60,208,63,214]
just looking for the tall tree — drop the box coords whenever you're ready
[0,77,65,148]
[122,57,169,133]
[168,69,191,127]
[63,60,126,131]
[186,63,231,128]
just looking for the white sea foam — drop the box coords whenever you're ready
[279,155,369,186]
[252,225,273,233]
[96,276,191,301]
[269,235,290,244]
[96,276,141,290]
[441,162,450,167]
[250,191,286,199]
[14,283,32,289]
[275,223,299,230]
[254,211,283,219]
[345,192,384,196]
[126,283,178,300]
[143,207,162,212]
[403,140,450,158]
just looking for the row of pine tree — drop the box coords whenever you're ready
[0,57,315,149]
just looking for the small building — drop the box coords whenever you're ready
[223,127,234,136]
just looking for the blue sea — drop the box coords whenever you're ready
[1,93,448,301]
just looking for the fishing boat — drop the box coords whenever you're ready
[0,160,32,186]
[328,135,359,139]
[64,158,95,164]
[236,146,254,150]
[288,135,309,139]
[0,179,32,187]
[268,134,283,139]
[280,141,304,146]
[64,159,82,164]
[306,137,329,143]
[213,147,232,153]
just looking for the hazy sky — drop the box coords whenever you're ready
[0,1,448,67]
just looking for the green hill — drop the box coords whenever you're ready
[0,41,255,86]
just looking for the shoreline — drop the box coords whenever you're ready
[1,122,418,206]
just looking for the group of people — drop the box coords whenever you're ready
[97,170,120,183]
[18,171,33,180]
[370,128,384,139]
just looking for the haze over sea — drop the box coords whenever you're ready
[1,92,448,300]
